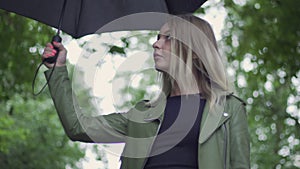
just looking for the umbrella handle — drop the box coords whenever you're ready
[43,35,62,63]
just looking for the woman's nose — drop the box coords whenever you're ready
[152,40,160,49]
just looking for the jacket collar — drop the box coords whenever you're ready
[198,100,230,144]
[199,94,245,144]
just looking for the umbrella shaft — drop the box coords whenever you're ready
[57,0,67,35]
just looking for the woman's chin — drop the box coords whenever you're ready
[154,66,167,73]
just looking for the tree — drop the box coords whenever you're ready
[222,0,300,168]
[0,10,85,169]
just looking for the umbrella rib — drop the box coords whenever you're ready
[75,0,84,38]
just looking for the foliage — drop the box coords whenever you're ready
[0,10,84,169]
[222,0,300,168]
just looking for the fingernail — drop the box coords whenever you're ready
[52,49,57,53]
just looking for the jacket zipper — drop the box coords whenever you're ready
[223,123,228,169]
[141,118,162,169]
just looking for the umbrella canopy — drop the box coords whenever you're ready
[0,0,207,39]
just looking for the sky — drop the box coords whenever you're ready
[62,0,227,168]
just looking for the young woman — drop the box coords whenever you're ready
[42,14,250,169]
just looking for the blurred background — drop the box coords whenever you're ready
[0,0,299,169]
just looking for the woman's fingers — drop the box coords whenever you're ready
[41,42,67,68]
[52,41,67,56]
[42,49,55,60]
[43,49,56,57]
[42,43,58,59]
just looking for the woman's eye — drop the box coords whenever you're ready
[156,34,171,41]
[166,35,171,40]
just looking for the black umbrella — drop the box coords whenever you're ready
[0,0,207,94]
[0,0,207,39]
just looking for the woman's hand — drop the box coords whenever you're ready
[42,42,67,68]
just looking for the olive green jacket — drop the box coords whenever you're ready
[45,66,250,169]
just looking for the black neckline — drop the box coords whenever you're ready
[167,93,202,99]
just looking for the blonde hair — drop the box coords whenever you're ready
[151,15,233,109]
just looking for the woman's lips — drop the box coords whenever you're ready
[153,53,163,59]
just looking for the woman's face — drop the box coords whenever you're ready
[152,24,172,72]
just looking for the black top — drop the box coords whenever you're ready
[144,94,206,169]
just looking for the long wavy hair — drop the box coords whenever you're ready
[150,14,233,110]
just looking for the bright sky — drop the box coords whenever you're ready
[63,0,227,168]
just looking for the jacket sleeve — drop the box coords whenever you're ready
[229,99,251,169]
[45,66,127,143]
